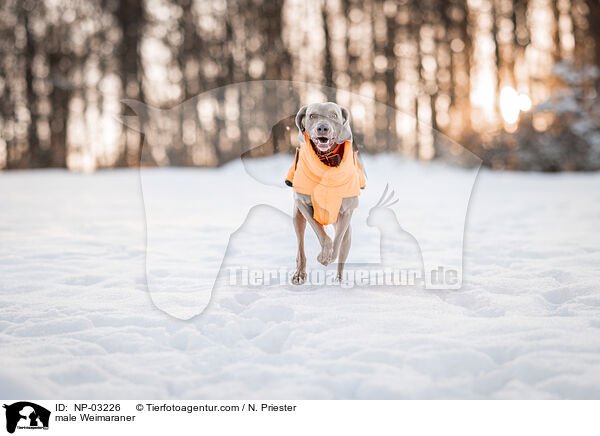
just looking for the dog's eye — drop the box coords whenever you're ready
[309,114,316,119]
[331,113,337,119]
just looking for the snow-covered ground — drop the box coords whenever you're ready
[1,154,600,399]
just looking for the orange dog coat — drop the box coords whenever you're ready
[285,132,366,225]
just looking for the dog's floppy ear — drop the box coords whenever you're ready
[295,105,308,143]
[339,106,352,143]
[295,105,308,132]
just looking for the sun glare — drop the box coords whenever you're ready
[500,86,532,125]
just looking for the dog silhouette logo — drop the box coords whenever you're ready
[119,80,481,319]
[3,402,50,434]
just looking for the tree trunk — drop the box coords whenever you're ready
[322,0,335,101]
[22,10,42,167]
[117,0,144,167]
[47,52,69,168]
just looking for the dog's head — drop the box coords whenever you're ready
[295,102,352,153]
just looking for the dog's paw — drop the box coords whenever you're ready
[335,275,354,288]
[317,238,334,266]
[291,271,307,285]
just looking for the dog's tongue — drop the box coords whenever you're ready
[314,137,332,152]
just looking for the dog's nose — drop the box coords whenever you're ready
[316,123,329,135]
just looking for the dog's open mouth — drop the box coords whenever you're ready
[311,136,334,152]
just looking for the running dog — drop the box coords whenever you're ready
[285,102,366,284]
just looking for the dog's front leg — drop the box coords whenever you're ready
[332,197,357,259]
[336,225,351,280]
[291,206,307,285]
[333,197,358,280]
[295,195,333,265]
[332,209,353,262]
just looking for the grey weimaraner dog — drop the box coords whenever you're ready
[291,102,359,285]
